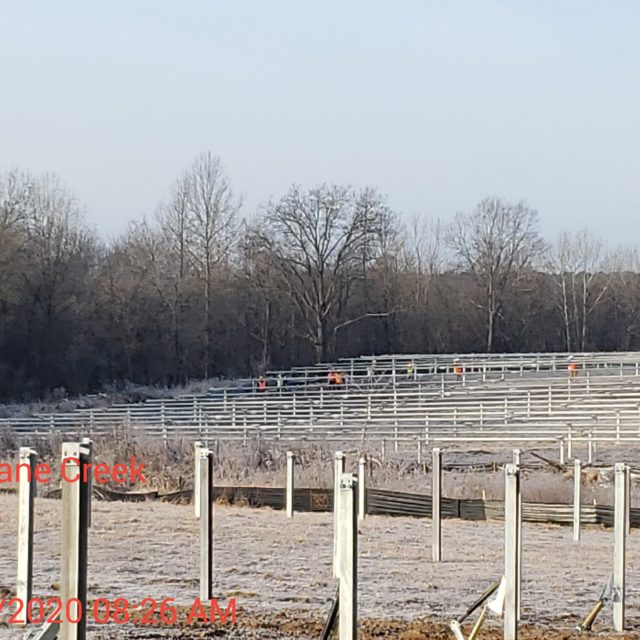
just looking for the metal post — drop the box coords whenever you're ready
[80,438,92,529]
[60,442,91,640]
[504,463,520,640]
[573,459,581,542]
[626,464,631,536]
[432,448,442,563]
[559,438,565,466]
[194,441,203,518]
[512,449,522,621]
[17,447,37,613]
[358,457,366,522]
[588,433,593,465]
[199,447,213,600]
[333,451,346,578]
[567,426,573,460]
[286,451,295,518]
[613,463,627,632]
[338,473,358,640]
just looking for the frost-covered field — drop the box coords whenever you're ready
[2,495,640,638]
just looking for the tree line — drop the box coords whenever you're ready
[0,153,637,401]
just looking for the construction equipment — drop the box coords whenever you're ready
[576,575,613,632]
[449,579,501,640]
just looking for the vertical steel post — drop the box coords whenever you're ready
[338,473,358,640]
[194,441,203,518]
[573,459,581,542]
[512,449,522,621]
[358,457,366,522]
[626,464,631,536]
[17,447,37,613]
[286,451,295,518]
[432,448,442,563]
[60,442,91,640]
[504,463,520,640]
[333,451,346,577]
[199,447,214,600]
[613,462,627,631]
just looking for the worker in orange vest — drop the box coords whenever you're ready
[454,365,464,380]
[568,362,578,378]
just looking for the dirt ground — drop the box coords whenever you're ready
[1,495,640,639]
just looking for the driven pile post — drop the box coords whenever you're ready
[61,441,91,640]
[199,447,214,600]
[338,473,358,640]
[626,464,631,536]
[80,438,93,528]
[286,451,295,518]
[573,458,581,542]
[504,463,520,640]
[432,447,442,562]
[333,451,346,577]
[358,456,366,522]
[512,449,522,621]
[194,441,203,518]
[17,447,37,614]
[613,462,627,632]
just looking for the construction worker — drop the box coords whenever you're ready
[276,373,284,390]
[454,365,464,381]
[257,376,267,391]
[568,362,579,378]
[335,371,345,385]
[328,371,337,386]
[407,361,415,378]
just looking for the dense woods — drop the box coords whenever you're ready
[0,154,636,401]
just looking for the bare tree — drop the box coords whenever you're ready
[252,184,392,362]
[548,229,611,351]
[448,197,544,352]
[183,153,240,378]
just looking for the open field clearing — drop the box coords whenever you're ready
[2,495,640,638]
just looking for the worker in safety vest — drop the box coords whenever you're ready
[407,361,415,378]
[335,371,344,385]
[257,376,267,391]
[454,365,464,380]
[568,362,578,378]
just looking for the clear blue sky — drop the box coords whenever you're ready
[1,1,639,243]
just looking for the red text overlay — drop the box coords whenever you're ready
[2,597,236,625]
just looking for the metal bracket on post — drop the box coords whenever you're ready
[199,447,214,601]
[432,448,442,563]
[338,473,357,640]
[60,442,91,640]
[17,447,37,615]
